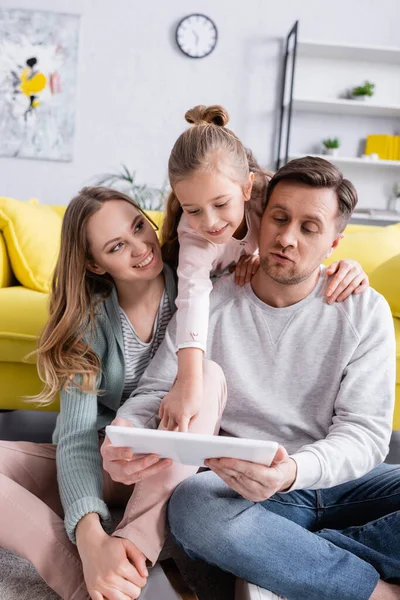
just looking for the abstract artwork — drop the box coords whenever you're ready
[0,9,80,161]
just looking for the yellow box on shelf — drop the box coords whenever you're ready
[365,134,400,160]
[365,134,386,158]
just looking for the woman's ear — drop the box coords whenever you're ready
[86,261,107,275]
[244,172,255,201]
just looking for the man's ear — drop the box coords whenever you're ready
[325,232,344,260]
[244,172,255,201]
[86,260,107,275]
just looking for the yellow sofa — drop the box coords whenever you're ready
[0,200,399,429]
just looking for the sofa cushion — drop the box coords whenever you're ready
[394,318,400,430]
[324,222,400,275]
[0,362,59,411]
[0,233,13,288]
[145,210,165,239]
[0,197,62,293]
[370,254,400,318]
[0,286,48,363]
[50,205,67,218]
[344,224,380,234]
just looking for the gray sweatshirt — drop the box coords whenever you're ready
[118,268,396,491]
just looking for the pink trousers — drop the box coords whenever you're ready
[0,361,227,600]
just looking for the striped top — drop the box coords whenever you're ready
[119,289,173,402]
[54,262,177,545]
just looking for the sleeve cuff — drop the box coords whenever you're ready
[176,342,206,352]
[286,450,323,491]
[64,497,112,544]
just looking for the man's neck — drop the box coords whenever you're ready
[251,267,321,308]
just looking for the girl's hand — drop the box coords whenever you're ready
[234,254,260,286]
[159,380,202,432]
[325,259,369,304]
[76,513,148,600]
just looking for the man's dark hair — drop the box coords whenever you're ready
[266,156,358,231]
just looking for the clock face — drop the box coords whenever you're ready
[176,14,218,59]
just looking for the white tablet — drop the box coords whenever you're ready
[105,426,279,467]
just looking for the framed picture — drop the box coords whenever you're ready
[0,8,80,161]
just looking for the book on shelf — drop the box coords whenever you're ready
[365,134,400,160]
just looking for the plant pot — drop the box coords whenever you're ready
[324,148,339,157]
[349,94,372,102]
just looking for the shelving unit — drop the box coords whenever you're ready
[296,40,400,64]
[276,21,400,209]
[292,98,400,118]
[289,154,400,168]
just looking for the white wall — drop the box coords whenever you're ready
[1,0,399,206]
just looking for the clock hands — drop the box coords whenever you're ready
[192,29,199,46]
[176,14,217,58]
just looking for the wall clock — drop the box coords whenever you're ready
[175,14,218,59]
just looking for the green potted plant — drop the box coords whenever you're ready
[349,80,375,101]
[94,164,169,211]
[322,137,340,157]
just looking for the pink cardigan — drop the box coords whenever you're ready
[175,197,264,351]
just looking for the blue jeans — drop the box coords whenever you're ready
[168,463,400,600]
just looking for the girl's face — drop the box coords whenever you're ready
[86,200,163,284]
[174,165,254,244]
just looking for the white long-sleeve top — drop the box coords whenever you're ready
[118,269,396,491]
[175,195,264,351]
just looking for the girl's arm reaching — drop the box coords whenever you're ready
[159,229,218,432]
[325,259,369,303]
[159,346,204,431]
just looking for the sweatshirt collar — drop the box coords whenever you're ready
[244,265,328,314]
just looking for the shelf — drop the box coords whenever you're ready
[351,210,400,223]
[289,154,400,167]
[292,97,400,117]
[296,40,400,64]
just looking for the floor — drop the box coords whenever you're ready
[0,410,399,600]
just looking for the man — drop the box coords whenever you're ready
[106,157,399,600]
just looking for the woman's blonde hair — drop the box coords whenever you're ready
[161,104,273,268]
[34,186,156,404]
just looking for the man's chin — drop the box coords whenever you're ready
[262,262,301,286]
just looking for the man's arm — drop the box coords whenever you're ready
[290,295,396,491]
[116,315,179,427]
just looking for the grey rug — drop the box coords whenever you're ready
[0,539,234,600]
[0,549,59,600]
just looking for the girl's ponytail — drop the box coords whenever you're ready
[185,104,229,127]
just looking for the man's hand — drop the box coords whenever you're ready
[101,417,172,485]
[76,513,148,600]
[205,446,297,502]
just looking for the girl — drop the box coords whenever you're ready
[158,104,369,432]
[0,187,227,600]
